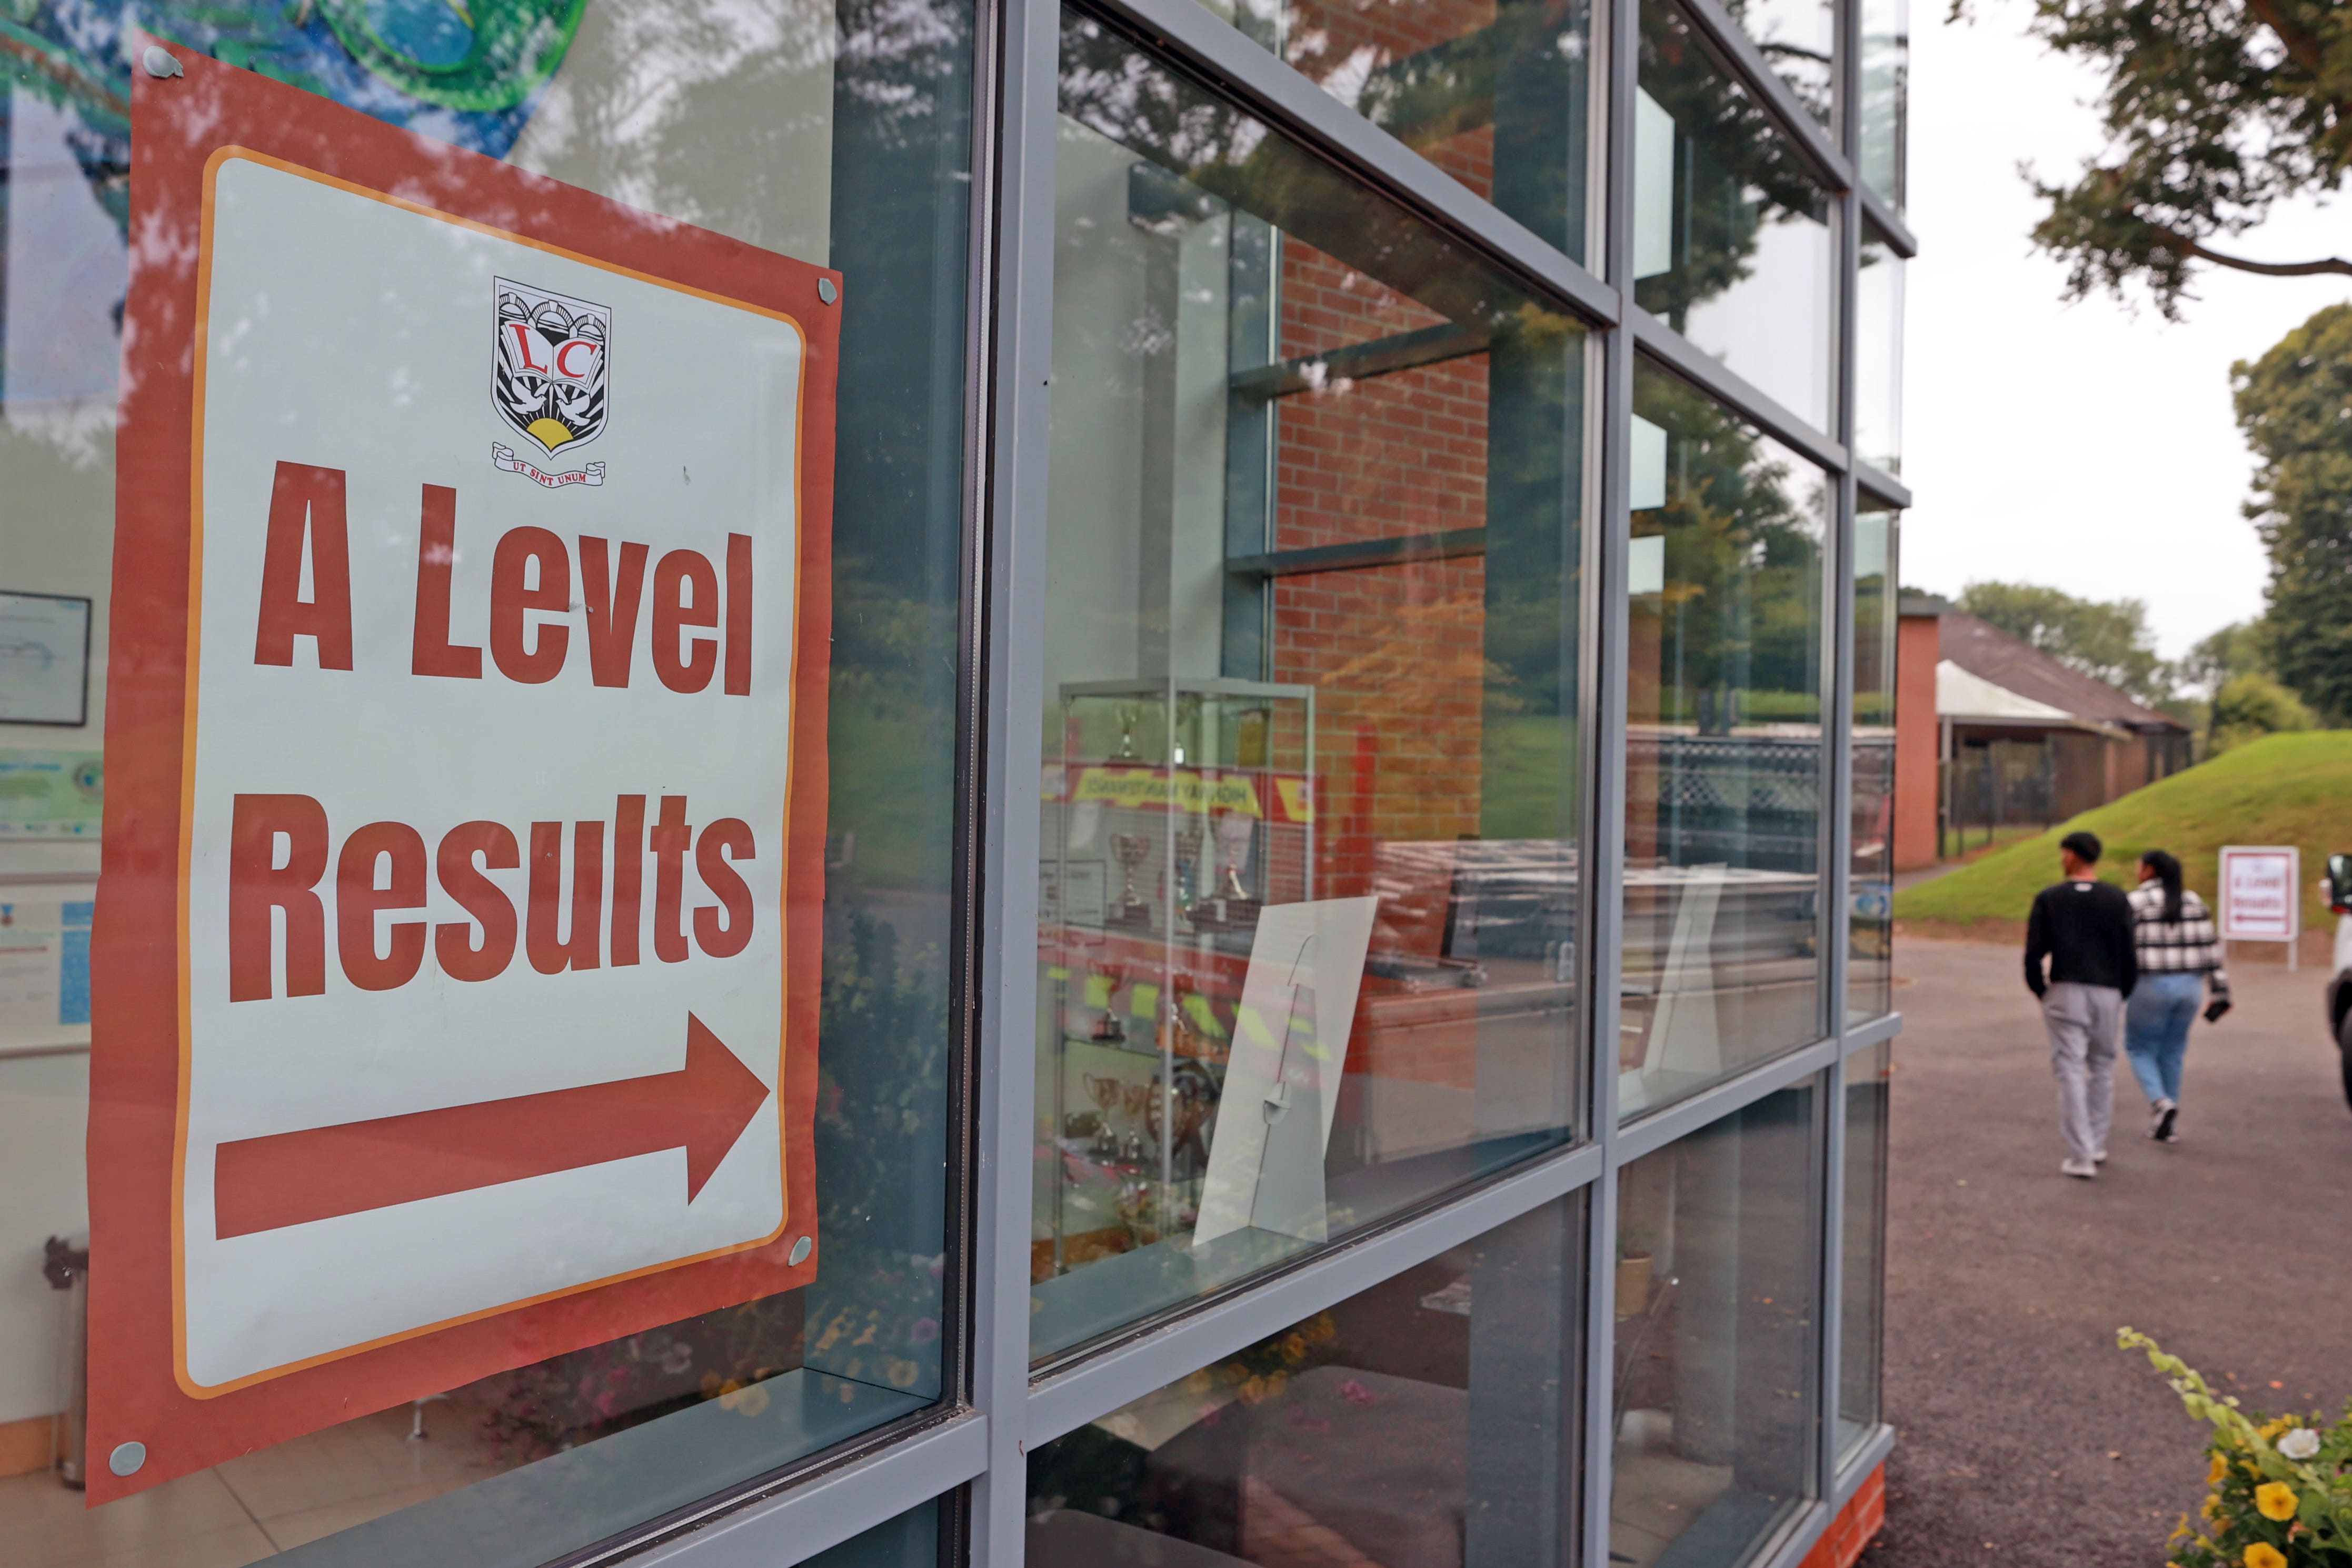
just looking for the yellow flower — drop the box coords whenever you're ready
[2244,1543,2286,1568]
[2255,1481,2299,1522]
[2209,1453,2230,1486]
[2259,1418,2291,1441]
[717,1381,770,1417]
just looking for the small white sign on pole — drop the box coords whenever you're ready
[2220,845,2301,971]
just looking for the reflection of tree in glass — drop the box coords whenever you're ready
[1057,14,1532,335]
[495,0,837,248]
[808,0,974,1404]
[807,906,951,1393]
[1635,0,1828,324]
[1717,0,1833,124]
[1636,367,1821,730]
[1482,303,1587,722]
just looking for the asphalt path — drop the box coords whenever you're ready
[1872,936,2352,1566]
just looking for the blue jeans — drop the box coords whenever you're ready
[2125,971,2202,1105]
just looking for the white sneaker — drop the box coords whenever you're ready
[2061,1158,2097,1179]
[2094,1148,2109,1163]
[2149,1098,2175,1138]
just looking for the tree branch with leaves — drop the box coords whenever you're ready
[1999,0,2352,317]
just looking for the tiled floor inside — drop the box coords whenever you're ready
[3,1404,501,1567]
[1612,1407,1735,1568]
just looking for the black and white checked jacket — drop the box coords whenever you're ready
[2128,883,2231,1005]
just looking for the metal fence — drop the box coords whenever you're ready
[1940,734,2109,856]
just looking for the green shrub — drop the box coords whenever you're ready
[2211,672,2316,755]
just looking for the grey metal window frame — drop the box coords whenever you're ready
[550,0,1909,1554]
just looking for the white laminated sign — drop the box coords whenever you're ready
[87,44,839,1501]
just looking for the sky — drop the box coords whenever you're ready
[1900,3,2352,661]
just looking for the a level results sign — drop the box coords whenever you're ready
[2220,845,2301,945]
[87,43,835,1500]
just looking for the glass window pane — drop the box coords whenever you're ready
[1613,1080,1820,1568]
[1634,0,1836,433]
[1,0,971,1559]
[1838,1045,1890,1461]
[1190,0,1596,264]
[804,1495,947,1567]
[1847,505,1898,1027]
[1038,13,1589,1362]
[1620,360,1827,1121]
[1723,0,1835,124]
[1859,0,1909,207]
[1028,1193,1585,1565]
[1854,226,1905,475]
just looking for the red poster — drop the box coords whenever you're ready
[87,39,835,1502]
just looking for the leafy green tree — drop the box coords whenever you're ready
[2233,303,2352,724]
[1955,580,2174,704]
[2208,670,2316,753]
[2010,0,2352,317]
[2179,617,2277,696]
[1637,362,1825,731]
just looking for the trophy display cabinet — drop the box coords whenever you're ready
[1036,677,1316,1282]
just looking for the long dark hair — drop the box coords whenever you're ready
[2141,849,2185,923]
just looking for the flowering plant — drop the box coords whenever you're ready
[2120,1329,2352,1567]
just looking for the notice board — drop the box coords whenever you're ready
[2219,845,2300,945]
[86,41,836,1501]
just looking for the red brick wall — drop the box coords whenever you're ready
[1893,613,1940,871]
[1796,1463,1887,1568]
[1250,0,1514,1068]
[1270,240,1490,961]
[1281,0,1500,202]
[1285,0,1496,83]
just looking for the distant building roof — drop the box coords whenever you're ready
[1935,610,2188,735]
[1936,660,2077,725]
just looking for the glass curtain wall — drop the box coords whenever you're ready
[1181,0,1597,263]
[0,0,1909,1553]
[1722,0,1836,124]
[1031,11,1590,1361]
[1634,0,1837,432]
[0,1,973,1561]
[1858,0,1909,207]
[1613,1080,1822,1568]
[1853,226,1905,475]
[1837,1045,1891,1463]
[1026,1194,1586,1566]
[1620,360,1828,1120]
[1848,505,1898,1026]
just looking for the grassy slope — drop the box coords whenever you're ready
[1895,731,2352,934]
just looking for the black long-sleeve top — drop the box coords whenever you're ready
[2024,878,2139,998]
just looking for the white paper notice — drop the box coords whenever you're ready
[1193,897,1378,1247]
[0,592,91,724]
[0,886,95,1049]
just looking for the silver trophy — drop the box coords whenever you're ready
[1174,822,1205,916]
[1108,832,1152,928]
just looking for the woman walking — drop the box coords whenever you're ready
[2126,849,2231,1142]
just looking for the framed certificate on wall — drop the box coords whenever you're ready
[0,591,93,726]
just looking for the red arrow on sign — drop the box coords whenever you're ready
[213,1014,770,1240]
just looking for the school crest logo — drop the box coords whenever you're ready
[491,278,611,488]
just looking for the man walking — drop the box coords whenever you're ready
[2025,831,2138,1179]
